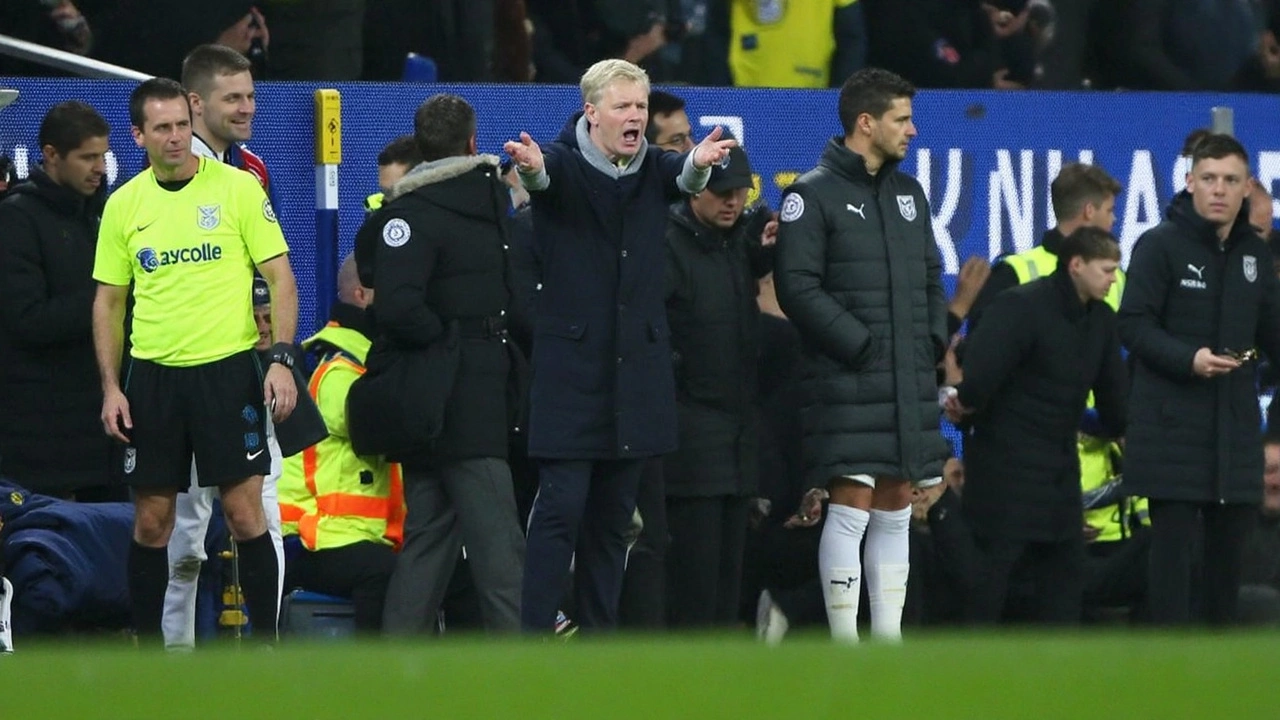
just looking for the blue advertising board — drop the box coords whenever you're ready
[2,78,1279,335]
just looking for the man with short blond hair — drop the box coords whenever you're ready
[505,58,736,632]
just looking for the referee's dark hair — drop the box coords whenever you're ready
[39,101,109,157]
[838,67,915,137]
[413,94,476,162]
[181,44,252,99]
[129,77,190,130]
[1058,226,1122,266]
[378,135,423,169]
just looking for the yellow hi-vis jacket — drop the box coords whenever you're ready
[279,322,405,551]
[1003,244,1148,541]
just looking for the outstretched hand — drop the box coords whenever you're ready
[503,132,544,174]
[691,126,737,170]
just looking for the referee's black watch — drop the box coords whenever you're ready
[269,342,298,370]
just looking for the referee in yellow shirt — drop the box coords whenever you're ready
[91,78,299,645]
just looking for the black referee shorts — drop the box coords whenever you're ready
[120,350,270,489]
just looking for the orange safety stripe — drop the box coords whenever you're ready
[298,513,319,550]
[295,353,389,551]
[279,503,306,523]
[299,359,334,501]
[385,463,405,550]
[315,492,394,518]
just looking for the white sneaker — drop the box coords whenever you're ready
[1,576,14,654]
[755,589,789,646]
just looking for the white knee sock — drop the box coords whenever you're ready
[864,507,911,641]
[819,503,869,643]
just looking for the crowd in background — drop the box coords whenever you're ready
[3,0,1280,92]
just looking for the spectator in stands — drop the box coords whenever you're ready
[493,0,535,82]
[504,58,734,632]
[93,78,298,645]
[1125,0,1258,90]
[0,101,112,500]
[363,0,498,81]
[1119,134,1280,626]
[278,254,402,633]
[526,0,671,83]
[259,0,364,80]
[160,44,286,651]
[724,0,865,88]
[1239,434,1280,623]
[647,90,695,153]
[663,144,777,627]
[863,0,1019,89]
[358,94,525,635]
[774,68,949,643]
[365,135,422,212]
[1233,2,1280,93]
[0,1,93,75]
[945,228,1128,625]
[91,4,270,78]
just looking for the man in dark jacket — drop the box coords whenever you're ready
[0,101,112,499]
[1119,133,1280,626]
[663,144,777,627]
[945,227,1128,624]
[504,58,735,631]
[775,67,950,643]
[357,94,526,635]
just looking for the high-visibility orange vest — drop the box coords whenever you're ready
[279,323,405,551]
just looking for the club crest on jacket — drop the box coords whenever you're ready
[896,195,916,222]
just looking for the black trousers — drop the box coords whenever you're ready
[666,494,749,627]
[1082,531,1151,623]
[967,533,1085,625]
[521,459,643,631]
[1147,500,1256,625]
[289,541,397,633]
[619,459,668,629]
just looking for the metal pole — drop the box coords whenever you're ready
[0,33,150,80]
[314,89,342,330]
[1211,106,1235,137]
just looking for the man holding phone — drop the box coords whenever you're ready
[1118,133,1280,626]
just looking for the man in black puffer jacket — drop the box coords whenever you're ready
[663,144,776,627]
[355,94,526,635]
[0,101,112,499]
[1119,133,1280,626]
[775,67,950,643]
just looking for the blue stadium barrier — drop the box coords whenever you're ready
[2,80,1278,335]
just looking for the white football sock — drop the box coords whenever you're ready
[865,507,911,641]
[819,503,869,643]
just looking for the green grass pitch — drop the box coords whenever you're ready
[4,631,1276,718]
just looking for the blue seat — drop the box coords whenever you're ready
[401,53,438,83]
[280,588,356,639]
